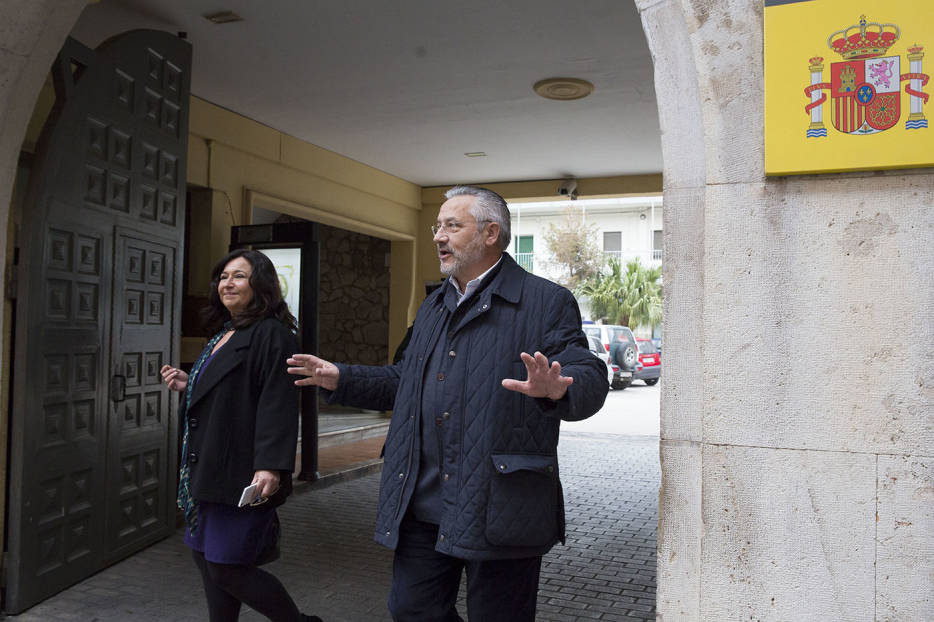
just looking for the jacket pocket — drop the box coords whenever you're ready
[485,453,558,547]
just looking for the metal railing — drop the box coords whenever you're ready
[603,250,663,265]
[509,249,660,277]
[514,252,534,272]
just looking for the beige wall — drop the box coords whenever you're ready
[15,81,425,359]
[185,96,422,356]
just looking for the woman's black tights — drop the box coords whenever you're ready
[192,550,302,621]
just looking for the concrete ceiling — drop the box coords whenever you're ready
[72,0,661,187]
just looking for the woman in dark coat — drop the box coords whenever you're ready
[161,249,321,622]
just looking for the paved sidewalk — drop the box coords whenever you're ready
[8,433,658,621]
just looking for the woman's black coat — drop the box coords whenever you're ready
[178,317,299,506]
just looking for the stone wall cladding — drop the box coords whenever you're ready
[876,455,934,621]
[642,0,934,620]
[637,0,707,190]
[701,445,877,621]
[0,0,86,309]
[703,176,934,455]
[318,224,390,366]
[657,186,704,444]
[639,0,707,619]
[657,440,702,620]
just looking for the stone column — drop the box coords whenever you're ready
[636,0,706,618]
[640,0,934,620]
[807,56,827,137]
[906,45,927,128]
[0,0,86,555]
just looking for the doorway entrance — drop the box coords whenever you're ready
[242,205,395,481]
[6,31,191,612]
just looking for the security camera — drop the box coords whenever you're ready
[557,179,578,200]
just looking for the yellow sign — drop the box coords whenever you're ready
[765,0,932,175]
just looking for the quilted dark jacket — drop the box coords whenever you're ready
[327,254,608,560]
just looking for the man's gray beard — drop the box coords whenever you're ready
[438,237,483,279]
[440,231,483,287]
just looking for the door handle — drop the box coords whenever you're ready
[111,374,126,403]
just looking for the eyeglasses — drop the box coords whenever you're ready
[431,220,491,236]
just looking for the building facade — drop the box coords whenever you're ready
[506,196,663,334]
[508,196,662,278]
[0,0,931,619]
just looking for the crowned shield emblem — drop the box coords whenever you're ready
[801,14,929,142]
[767,2,934,174]
[831,56,901,133]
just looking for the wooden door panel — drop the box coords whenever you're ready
[8,31,190,612]
[10,210,113,603]
[107,231,176,557]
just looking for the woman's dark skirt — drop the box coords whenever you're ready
[184,501,280,565]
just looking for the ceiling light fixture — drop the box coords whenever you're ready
[464,152,487,158]
[203,10,244,24]
[533,77,594,101]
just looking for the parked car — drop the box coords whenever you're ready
[582,324,637,389]
[586,335,614,387]
[633,338,660,385]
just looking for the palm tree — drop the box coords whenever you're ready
[577,259,624,323]
[577,258,661,329]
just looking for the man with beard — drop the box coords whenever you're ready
[287,185,608,622]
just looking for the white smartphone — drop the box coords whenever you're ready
[237,483,260,507]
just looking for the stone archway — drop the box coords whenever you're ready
[0,0,88,274]
[5,1,932,620]
[0,4,703,616]
[0,0,88,585]
[0,1,737,619]
[636,0,706,618]
[638,1,934,621]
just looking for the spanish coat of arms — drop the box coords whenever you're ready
[804,15,929,137]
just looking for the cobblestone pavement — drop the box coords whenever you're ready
[8,432,658,621]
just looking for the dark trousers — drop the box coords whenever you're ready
[387,519,542,622]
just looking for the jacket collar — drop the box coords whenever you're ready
[486,252,524,304]
[444,253,525,335]
[187,320,259,410]
[437,253,524,309]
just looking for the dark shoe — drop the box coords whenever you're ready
[301,616,323,622]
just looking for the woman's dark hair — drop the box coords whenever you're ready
[202,249,297,333]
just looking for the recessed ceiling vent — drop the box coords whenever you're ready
[203,10,244,24]
[533,78,594,101]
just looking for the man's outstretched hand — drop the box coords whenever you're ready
[286,353,340,390]
[501,351,572,401]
